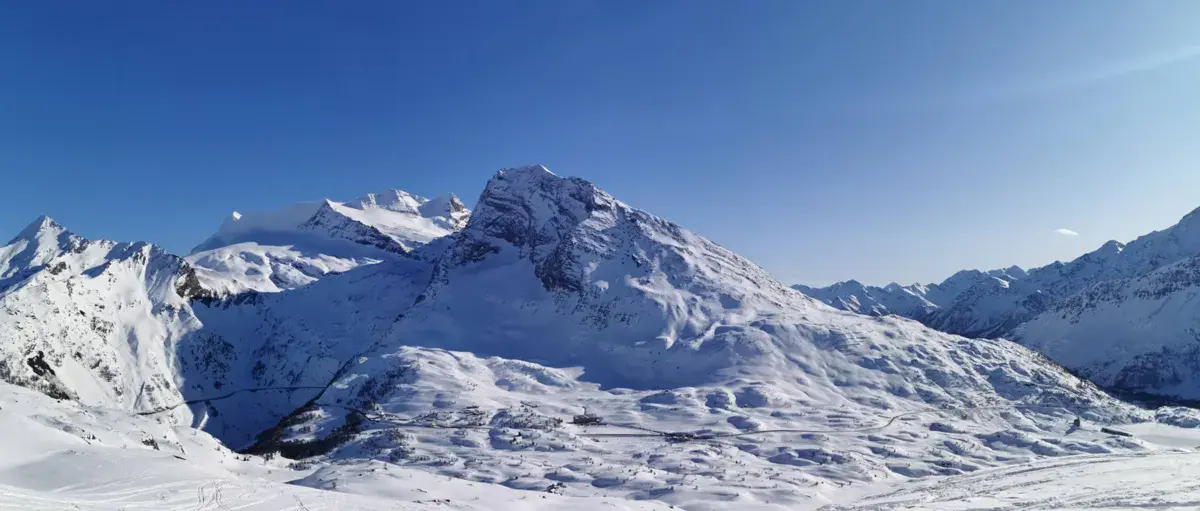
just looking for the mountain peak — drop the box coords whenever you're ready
[11,215,69,245]
[485,165,564,193]
[418,193,471,229]
[832,279,867,290]
[1179,204,1200,225]
[1166,204,1200,244]
[418,193,466,214]
[215,211,244,233]
[1098,239,1124,254]
[0,215,99,283]
[943,269,987,283]
[494,164,555,181]
[466,165,608,256]
[351,189,426,215]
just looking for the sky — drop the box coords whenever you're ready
[2,1,1200,286]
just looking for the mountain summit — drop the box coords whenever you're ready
[186,187,470,294]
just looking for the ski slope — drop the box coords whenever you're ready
[833,424,1200,509]
[0,381,669,510]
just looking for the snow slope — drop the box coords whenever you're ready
[833,427,1200,509]
[187,190,468,294]
[261,341,1177,509]
[0,381,668,510]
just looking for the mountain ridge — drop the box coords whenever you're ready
[798,204,1200,399]
[186,187,471,295]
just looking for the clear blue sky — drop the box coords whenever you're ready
[3,1,1200,286]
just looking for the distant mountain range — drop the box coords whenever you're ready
[798,206,1200,400]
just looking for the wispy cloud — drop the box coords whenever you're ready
[907,45,1200,108]
[1055,228,1080,237]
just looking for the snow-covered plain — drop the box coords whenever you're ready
[4,165,1200,510]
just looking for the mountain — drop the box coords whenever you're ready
[793,267,1029,333]
[0,216,210,411]
[799,206,1200,400]
[187,190,469,294]
[1014,254,1200,399]
[0,165,1184,509]
[190,166,1160,506]
[792,280,937,318]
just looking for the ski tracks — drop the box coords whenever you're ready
[825,450,1189,510]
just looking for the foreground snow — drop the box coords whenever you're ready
[835,423,1200,509]
[6,378,1200,510]
[0,382,667,510]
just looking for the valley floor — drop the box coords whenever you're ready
[6,373,1200,511]
[8,421,1200,510]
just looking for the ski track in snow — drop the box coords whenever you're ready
[831,449,1200,509]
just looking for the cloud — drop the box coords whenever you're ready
[1055,228,1080,237]
[913,45,1200,108]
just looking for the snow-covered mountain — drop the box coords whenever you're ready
[183,166,1164,506]
[800,206,1200,400]
[792,280,937,318]
[0,164,1193,509]
[1014,254,1200,399]
[187,190,468,294]
[793,266,1030,335]
[0,216,210,412]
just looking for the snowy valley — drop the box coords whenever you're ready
[2,165,1200,510]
